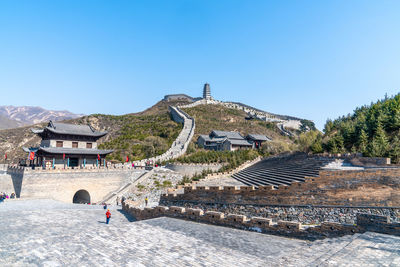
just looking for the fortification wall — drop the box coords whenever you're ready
[169,105,186,124]
[122,201,400,239]
[165,163,222,177]
[130,106,195,166]
[161,168,400,207]
[6,167,144,203]
[160,202,399,224]
[177,99,303,132]
[0,172,14,194]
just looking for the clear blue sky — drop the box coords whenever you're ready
[1,0,400,130]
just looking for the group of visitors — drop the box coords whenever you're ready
[115,196,126,206]
[0,192,15,202]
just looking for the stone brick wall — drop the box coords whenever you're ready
[161,168,400,207]
[349,157,391,166]
[165,163,222,177]
[0,171,15,194]
[122,200,400,239]
[5,167,145,203]
[159,202,399,224]
[130,106,195,166]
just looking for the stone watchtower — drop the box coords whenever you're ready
[203,83,212,100]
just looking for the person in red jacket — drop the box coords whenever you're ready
[106,209,111,224]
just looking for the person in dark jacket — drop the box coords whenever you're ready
[106,209,111,224]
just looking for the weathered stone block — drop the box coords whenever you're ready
[209,186,223,192]
[183,208,204,221]
[167,206,185,216]
[240,186,255,192]
[357,213,390,225]
[224,186,239,192]
[249,217,273,229]
[258,185,274,191]
[196,186,209,191]
[204,211,225,223]
[155,206,168,215]
[277,221,301,231]
[225,214,248,224]
[184,186,196,193]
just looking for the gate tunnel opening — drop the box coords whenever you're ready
[73,190,91,204]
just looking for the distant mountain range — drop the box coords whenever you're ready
[0,106,84,130]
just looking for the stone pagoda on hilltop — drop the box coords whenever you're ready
[23,121,113,169]
[203,83,212,100]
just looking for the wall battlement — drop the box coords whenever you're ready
[122,201,400,239]
[162,168,400,207]
[6,165,143,175]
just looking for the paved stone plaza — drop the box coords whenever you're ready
[0,200,399,266]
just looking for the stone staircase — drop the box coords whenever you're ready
[232,153,335,187]
[99,170,154,204]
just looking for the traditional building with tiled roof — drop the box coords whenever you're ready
[245,134,270,149]
[23,121,113,169]
[197,130,268,151]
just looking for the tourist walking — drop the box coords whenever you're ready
[106,209,111,224]
[145,197,148,206]
[116,196,120,206]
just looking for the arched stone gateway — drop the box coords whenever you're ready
[73,190,91,204]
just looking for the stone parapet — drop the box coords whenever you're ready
[6,165,142,174]
[122,201,400,239]
[160,201,400,225]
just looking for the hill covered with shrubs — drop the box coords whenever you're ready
[0,100,186,163]
[302,94,400,163]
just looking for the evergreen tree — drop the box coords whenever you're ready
[311,140,323,153]
[390,135,400,163]
[358,129,369,154]
[369,122,389,157]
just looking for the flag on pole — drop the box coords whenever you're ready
[4,153,7,160]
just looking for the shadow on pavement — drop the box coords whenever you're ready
[117,209,137,222]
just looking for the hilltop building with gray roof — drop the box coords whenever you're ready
[198,130,269,151]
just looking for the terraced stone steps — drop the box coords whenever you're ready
[232,154,336,187]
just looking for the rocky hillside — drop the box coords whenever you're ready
[0,98,301,163]
[0,114,21,130]
[0,106,83,129]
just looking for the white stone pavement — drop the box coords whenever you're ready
[0,200,399,266]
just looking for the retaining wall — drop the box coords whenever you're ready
[165,163,222,177]
[161,168,400,207]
